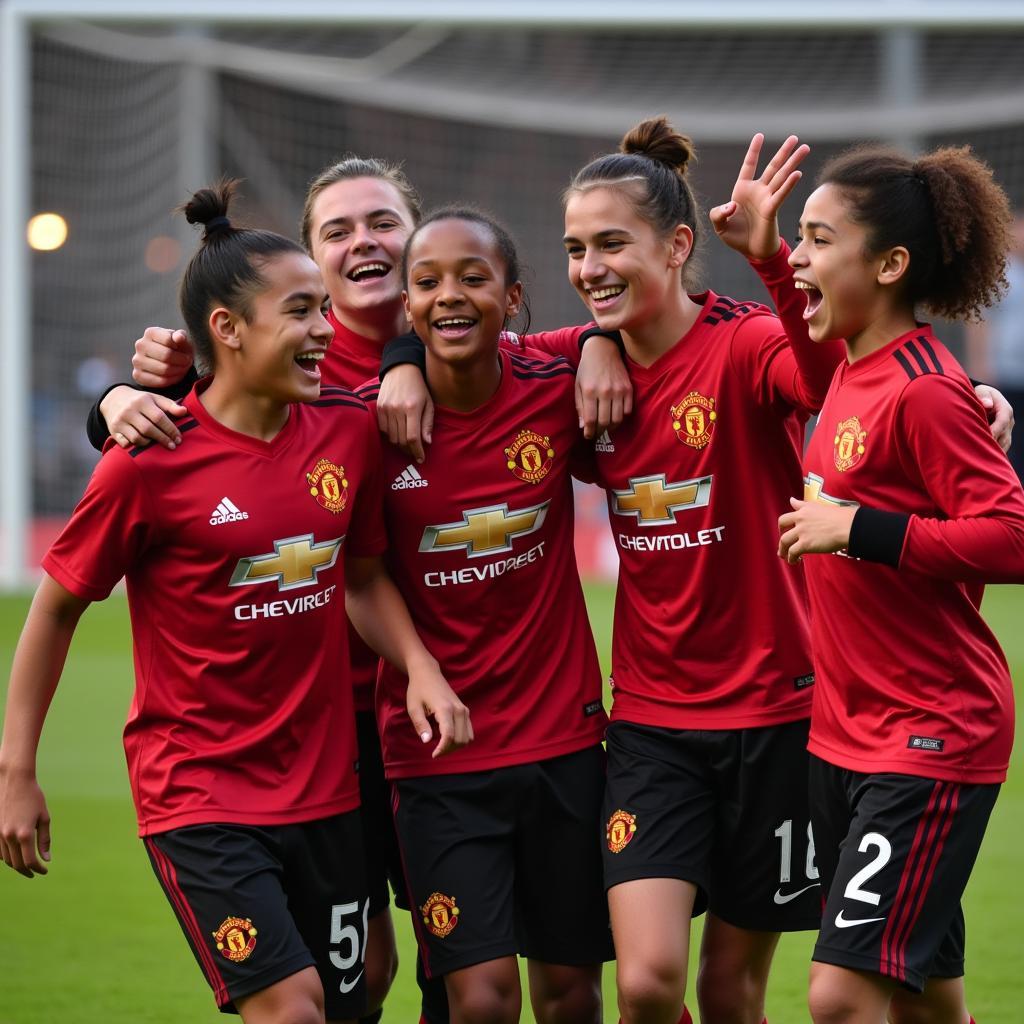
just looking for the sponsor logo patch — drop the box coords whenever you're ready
[794,673,815,690]
[393,464,428,490]
[209,496,249,526]
[230,534,343,591]
[583,700,604,717]
[307,458,349,513]
[505,429,554,484]
[833,416,867,472]
[595,430,616,453]
[908,735,945,752]
[671,391,717,450]
[606,809,637,854]
[213,916,257,962]
[421,892,459,938]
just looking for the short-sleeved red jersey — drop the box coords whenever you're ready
[357,349,606,778]
[801,327,1024,783]
[43,382,386,835]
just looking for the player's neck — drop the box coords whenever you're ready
[332,302,407,345]
[426,352,502,413]
[200,378,291,441]
[621,293,703,368]
[844,305,918,364]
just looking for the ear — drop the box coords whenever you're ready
[668,223,695,269]
[877,246,911,287]
[402,290,414,326]
[505,281,524,319]
[208,307,243,353]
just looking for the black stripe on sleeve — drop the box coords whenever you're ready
[915,335,945,375]
[893,349,918,382]
[511,366,576,381]
[129,417,200,457]
[311,397,368,411]
[847,505,910,567]
[904,340,932,376]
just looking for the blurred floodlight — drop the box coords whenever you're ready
[144,235,182,273]
[27,213,68,251]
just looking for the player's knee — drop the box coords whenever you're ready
[808,970,860,1024]
[531,969,602,1024]
[616,959,686,1023]
[449,979,520,1024]
[696,959,764,1024]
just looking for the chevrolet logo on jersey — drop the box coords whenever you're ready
[230,534,344,591]
[612,474,713,526]
[804,473,857,508]
[419,501,550,558]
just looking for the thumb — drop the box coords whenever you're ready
[170,329,191,351]
[790,496,804,510]
[408,703,433,744]
[155,394,188,417]
[708,201,736,231]
[38,816,51,863]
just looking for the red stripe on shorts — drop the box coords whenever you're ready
[879,781,958,981]
[146,837,230,1005]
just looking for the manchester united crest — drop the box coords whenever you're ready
[606,809,637,854]
[505,429,554,485]
[420,892,460,938]
[833,416,867,472]
[212,916,258,962]
[671,392,717,450]
[307,458,349,513]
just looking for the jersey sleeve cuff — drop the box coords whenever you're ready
[379,332,426,380]
[747,239,791,279]
[847,506,910,568]
[578,325,624,353]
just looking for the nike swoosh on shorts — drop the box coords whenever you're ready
[773,882,820,905]
[338,969,364,994]
[834,909,886,928]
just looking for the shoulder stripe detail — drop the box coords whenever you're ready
[318,384,361,399]
[311,397,368,411]
[129,417,199,457]
[509,352,571,370]
[914,335,945,375]
[893,337,945,382]
[702,297,763,325]
[893,349,918,381]
[355,384,380,401]
[511,366,576,381]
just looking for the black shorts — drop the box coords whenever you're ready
[145,812,368,1018]
[602,718,819,931]
[356,709,407,914]
[810,757,999,993]
[393,745,615,978]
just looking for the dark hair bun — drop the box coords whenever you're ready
[621,117,695,177]
[181,179,240,238]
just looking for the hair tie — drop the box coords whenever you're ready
[205,215,231,232]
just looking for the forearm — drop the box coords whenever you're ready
[0,578,88,773]
[750,242,844,410]
[345,561,436,675]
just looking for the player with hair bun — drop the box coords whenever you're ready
[0,180,466,1024]
[777,144,1024,1024]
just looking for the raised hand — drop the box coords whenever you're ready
[709,133,810,261]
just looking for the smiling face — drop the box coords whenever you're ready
[563,184,691,337]
[219,250,334,404]
[308,176,415,324]
[402,217,522,369]
[789,183,890,344]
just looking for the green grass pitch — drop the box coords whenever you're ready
[1,585,1021,1023]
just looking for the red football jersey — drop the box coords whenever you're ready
[43,382,386,834]
[357,349,606,778]
[801,326,1024,783]
[576,274,834,730]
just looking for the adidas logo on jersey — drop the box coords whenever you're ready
[595,431,616,453]
[210,497,250,525]
[392,465,429,490]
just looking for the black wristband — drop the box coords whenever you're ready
[578,326,624,353]
[847,506,910,568]
[379,331,426,381]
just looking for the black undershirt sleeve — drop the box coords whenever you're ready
[85,367,198,452]
[847,506,911,568]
